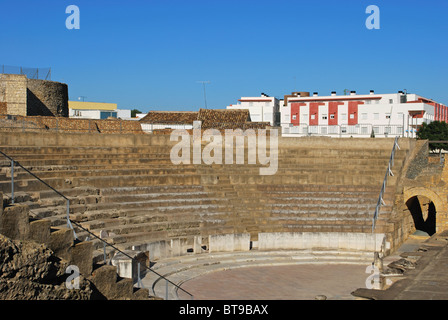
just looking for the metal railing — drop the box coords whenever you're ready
[371,136,400,232]
[0,150,193,300]
[282,124,407,138]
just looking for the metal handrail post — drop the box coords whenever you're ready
[66,199,77,239]
[166,279,169,300]
[10,160,14,204]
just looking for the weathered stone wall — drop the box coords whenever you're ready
[0,74,68,117]
[0,74,27,116]
[26,78,68,117]
[0,115,143,134]
[0,102,6,115]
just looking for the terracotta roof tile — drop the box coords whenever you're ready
[139,111,198,124]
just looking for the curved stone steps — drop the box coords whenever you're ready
[142,250,376,300]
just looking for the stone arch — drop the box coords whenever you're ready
[404,187,445,235]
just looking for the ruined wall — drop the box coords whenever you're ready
[26,79,68,117]
[0,115,143,134]
[0,74,68,117]
[0,74,27,116]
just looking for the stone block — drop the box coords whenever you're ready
[113,278,134,300]
[47,227,73,261]
[111,250,149,284]
[133,240,169,261]
[0,204,30,241]
[90,265,118,299]
[29,219,51,244]
[170,238,181,256]
[70,241,93,276]
[194,235,202,254]
[209,233,250,252]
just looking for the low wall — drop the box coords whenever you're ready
[132,232,386,262]
[0,130,412,150]
[208,233,251,252]
[258,232,386,253]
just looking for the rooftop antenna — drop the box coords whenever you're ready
[197,81,210,109]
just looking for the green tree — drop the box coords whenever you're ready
[416,121,448,153]
[131,109,142,118]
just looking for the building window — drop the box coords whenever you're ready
[330,114,335,119]
[321,127,327,134]
[386,114,391,119]
[374,113,379,120]
[373,126,379,134]
[341,126,347,133]
[389,99,393,104]
[361,113,367,120]
[322,114,327,120]
[311,114,316,120]
[361,126,368,134]
[398,126,403,134]
[249,102,253,107]
[366,100,371,104]
[292,115,297,120]
[385,126,391,134]
[100,111,117,119]
[302,114,308,120]
[341,113,347,120]
[350,114,355,119]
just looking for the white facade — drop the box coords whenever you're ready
[281,90,446,138]
[117,109,131,119]
[226,93,280,126]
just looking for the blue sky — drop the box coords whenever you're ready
[0,0,447,112]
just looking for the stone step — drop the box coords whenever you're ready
[0,157,174,168]
[99,185,205,196]
[0,167,200,181]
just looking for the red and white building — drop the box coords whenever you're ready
[281,90,447,138]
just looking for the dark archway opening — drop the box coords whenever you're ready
[406,196,436,236]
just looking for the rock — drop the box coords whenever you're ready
[387,258,416,272]
[0,234,96,299]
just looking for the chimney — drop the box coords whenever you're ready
[350,91,356,96]
[313,92,318,97]
[370,90,375,95]
[331,91,336,96]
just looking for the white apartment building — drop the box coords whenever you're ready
[226,93,280,126]
[281,90,447,138]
